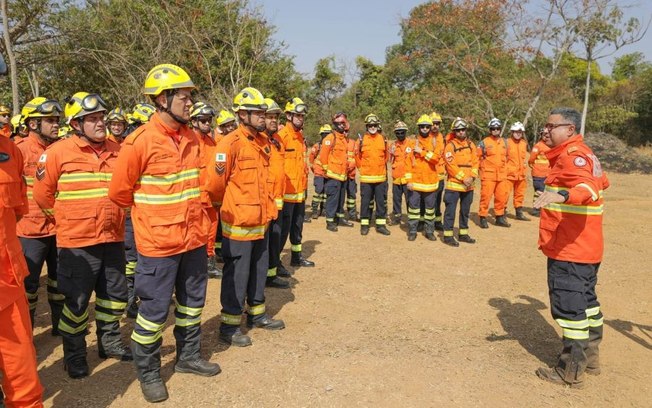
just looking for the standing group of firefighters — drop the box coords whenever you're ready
[0,61,607,407]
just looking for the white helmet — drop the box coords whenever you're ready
[488,118,502,129]
[510,121,525,132]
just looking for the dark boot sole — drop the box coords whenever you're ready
[174,365,221,377]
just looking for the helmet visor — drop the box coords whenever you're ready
[37,100,63,115]
[81,94,108,111]
[294,104,307,114]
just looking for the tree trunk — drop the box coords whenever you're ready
[581,50,592,136]
[0,0,19,115]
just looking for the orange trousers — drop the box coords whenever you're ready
[0,295,43,408]
[479,179,510,217]
[206,206,218,257]
[509,178,527,209]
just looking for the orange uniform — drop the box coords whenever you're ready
[268,132,286,213]
[0,124,11,138]
[279,124,308,203]
[319,131,348,181]
[529,140,551,178]
[308,142,325,177]
[195,129,219,257]
[355,133,388,183]
[15,133,56,238]
[405,134,443,192]
[0,136,44,408]
[430,131,446,181]
[539,135,609,264]
[506,136,528,208]
[206,124,274,241]
[346,138,357,180]
[477,135,510,217]
[389,138,414,185]
[33,136,125,248]
[444,137,479,192]
[108,112,208,257]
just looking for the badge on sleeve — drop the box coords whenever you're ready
[324,140,331,146]
[445,151,453,162]
[588,154,603,177]
[215,152,226,175]
[406,147,412,153]
[574,157,587,167]
[39,153,47,163]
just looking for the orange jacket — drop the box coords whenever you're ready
[33,135,125,248]
[309,141,325,177]
[444,137,479,192]
[319,131,348,181]
[0,125,10,138]
[477,135,507,181]
[206,124,275,241]
[506,137,528,181]
[430,131,446,180]
[346,138,356,179]
[195,129,217,208]
[108,113,208,257]
[267,131,286,213]
[405,134,442,192]
[389,138,414,185]
[0,136,30,310]
[529,140,551,178]
[15,133,56,238]
[354,133,388,183]
[538,135,609,264]
[279,124,308,202]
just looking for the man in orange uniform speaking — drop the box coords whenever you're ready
[533,107,609,389]
[109,64,220,403]
[477,118,511,228]
[0,135,44,408]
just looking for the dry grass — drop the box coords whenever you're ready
[635,144,652,158]
[585,132,652,174]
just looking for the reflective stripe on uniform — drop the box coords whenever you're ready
[58,319,88,334]
[95,311,122,322]
[96,297,127,310]
[59,172,112,183]
[138,169,199,186]
[562,328,589,340]
[57,187,109,200]
[249,304,265,316]
[131,330,163,345]
[222,222,266,239]
[134,187,200,204]
[136,314,164,333]
[221,313,242,325]
[267,267,277,277]
[325,170,346,181]
[62,305,88,323]
[176,302,203,317]
[291,244,301,252]
[284,192,305,201]
[359,174,386,183]
[411,182,439,192]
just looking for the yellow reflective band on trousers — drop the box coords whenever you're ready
[586,306,600,317]
[459,228,469,235]
[589,316,604,327]
[424,209,436,221]
[267,267,277,277]
[291,244,302,252]
[56,187,109,200]
[407,208,420,220]
[136,314,164,333]
[222,222,266,239]
[62,305,88,323]
[562,328,589,340]
[26,292,38,300]
[47,292,66,301]
[221,313,241,325]
[376,218,387,225]
[47,278,58,288]
[134,187,200,205]
[95,311,122,322]
[138,168,200,186]
[556,318,589,330]
[126,261,137,276]
[176,302,203,317]
[131,330,163,345]
[360,174,387,183]
[249,304,265,316]
[360,219,370,226]
[58,319,88,335]
[443,230,454,237]
[96,297,127,310]
[59,172,112,183]
[176,316,202,327]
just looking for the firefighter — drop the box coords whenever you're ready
[344,134,358,223]
[528,129,550,217]
[33,92,132,379]
[10,113,27,141]
[206,87,285,348]
[441,118,479,247]
[320,113,349,232]
[533,107,609,389]
[478,118,510,228]
[405,114,443,241]
[15,97,64,334]
[109,64,220,403]
[356,113,390,236]
[278,97,315,268]
[190,101,223,280]
[106,107,128,143]
[0,135,44,407]
[124,103,155,136]
[506,121,529,221]
[0,104,11,138]
[215,109,237,138]
[263,97,291,289]
[309,124,331,220]
[389,120,413,225]
[429,111,446,231]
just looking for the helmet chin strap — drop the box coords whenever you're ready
[157,90,189,125]
[33,119,58,145]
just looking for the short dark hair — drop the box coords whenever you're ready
[550,107,581,133]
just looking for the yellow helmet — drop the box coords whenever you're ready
[364,113,381,125]
[232,87,267,112]
[132,103,156,123]
[319,124,332,135]
[10,114,23,133]
[107,107,128,123]
[216,110,236,126]
[394,120,408,132]
[0,104,10,115]
[417,114,433,126]
[58,125,72,138]
[65,92,107,121]
[284,97,307,114]
[429,111,442,123]
[190,102,216,119]
[21,97,63,119]
[143,64,195,96]
[264,98,282,114]
[451,117,468,131]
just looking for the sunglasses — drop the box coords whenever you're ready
[198,118,212,124]
[418,125,431,129]
[490,127,501,131]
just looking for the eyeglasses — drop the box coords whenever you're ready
[367,124,378,128]
[37,99,63,115]
[544,123,574,131]
[198,118,212,124]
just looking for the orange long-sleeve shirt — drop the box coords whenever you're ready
[33,135,125,248]
[319,131,348,181]
[309,142,325,177]
[268,131,286,213]
[108,113,208,257]
[529,140,551,178]
[389,138,414,185]
[506,137,528,181]
[279,124,308,202]
[477,135,507,181]
[405,134,442,192]
[430,131,446,180]
[354,133,388,183]
[444,137,479,192]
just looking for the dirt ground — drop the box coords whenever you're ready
[31,172,652,407]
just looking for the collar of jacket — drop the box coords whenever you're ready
[545,134,583,160]
[27,131,48,148]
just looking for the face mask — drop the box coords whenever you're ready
[333,122,346,133]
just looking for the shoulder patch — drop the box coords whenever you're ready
[406,147,412,153]
[567,146,578,154]
[216,152,226,163]
[573,156,587,167]
[324,140,331,146]
[38,153,47,163]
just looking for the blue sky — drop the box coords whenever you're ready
[257,0,652,78]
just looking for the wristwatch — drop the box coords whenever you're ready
[557,190,569,202]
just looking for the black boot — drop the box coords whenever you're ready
[434,220,444,231]
[495,215,511,227]
[479,217,489,229]
[140,379,169,403]
[266,276,290,288]
[174,358,221,377]
[515,207,530,221]
[247,314,285,330]
[360,225,370,235]
[458,235,476,244]
[311,202,320,219]
[531,208,540,217]
[219,328,252,347]
[326,221,338,232]
[99,340,133,361]
[338,217,353,227]
[407,233,417,241]
[277,263,292,277]
[443,236,459,247]
[376,225,391,236]
[291,252,314,267]
[49,299,64,336]
[586,325,603,375]
[537,339,587,389]
[62,334,89,379]
[64,356,89,379]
